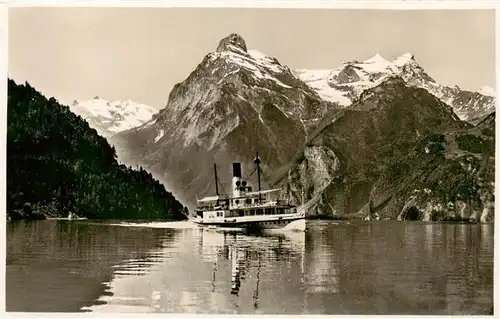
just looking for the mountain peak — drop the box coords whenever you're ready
[365,53,388,63]
[216,33,248,53]
[393,52,416,67]
[359,53,393,74]
[479,85,496,97]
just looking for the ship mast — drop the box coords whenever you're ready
[254,152,262,203]
[214,163,219,196]
[301,187,304,207]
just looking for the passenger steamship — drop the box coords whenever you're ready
[192,153,305,229]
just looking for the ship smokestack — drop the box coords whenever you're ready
[232,162,244,197]
[232,163,241,178]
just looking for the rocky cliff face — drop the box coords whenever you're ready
[277,76,468,218]
[113,33,334,209]
[296,53,495,124]
[362,112,494,222]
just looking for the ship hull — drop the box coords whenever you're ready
[193,216,304,229]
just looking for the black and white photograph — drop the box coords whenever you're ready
[3,1,496,316]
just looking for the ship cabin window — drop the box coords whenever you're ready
[234,199,239,205]
[277,208,285,215]
[238,210,244,217]
[216,211,223,217]
[264,208,272,215]
[245,199,252,205]
[249,209,255,216]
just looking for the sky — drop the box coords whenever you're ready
[8,8,496,109]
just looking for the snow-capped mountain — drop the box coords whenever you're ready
[113,33,486,218]
[296,53,495,123]
[296,53,418,106]
[70,97,158,138]
[479,86,495,97]
[114,33,331,209]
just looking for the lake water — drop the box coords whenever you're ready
[5,220,494,315]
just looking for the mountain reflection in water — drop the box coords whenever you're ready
[6,220,493,315]
[81,226,307,314]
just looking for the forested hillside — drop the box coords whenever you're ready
[7,79,186,221]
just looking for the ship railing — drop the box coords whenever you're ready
[229,200,295,209]
[198,200,296,211]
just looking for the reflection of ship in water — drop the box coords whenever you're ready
[230,244,246,295]
[195,228,305,308]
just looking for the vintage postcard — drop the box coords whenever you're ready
[2,0,497,317]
